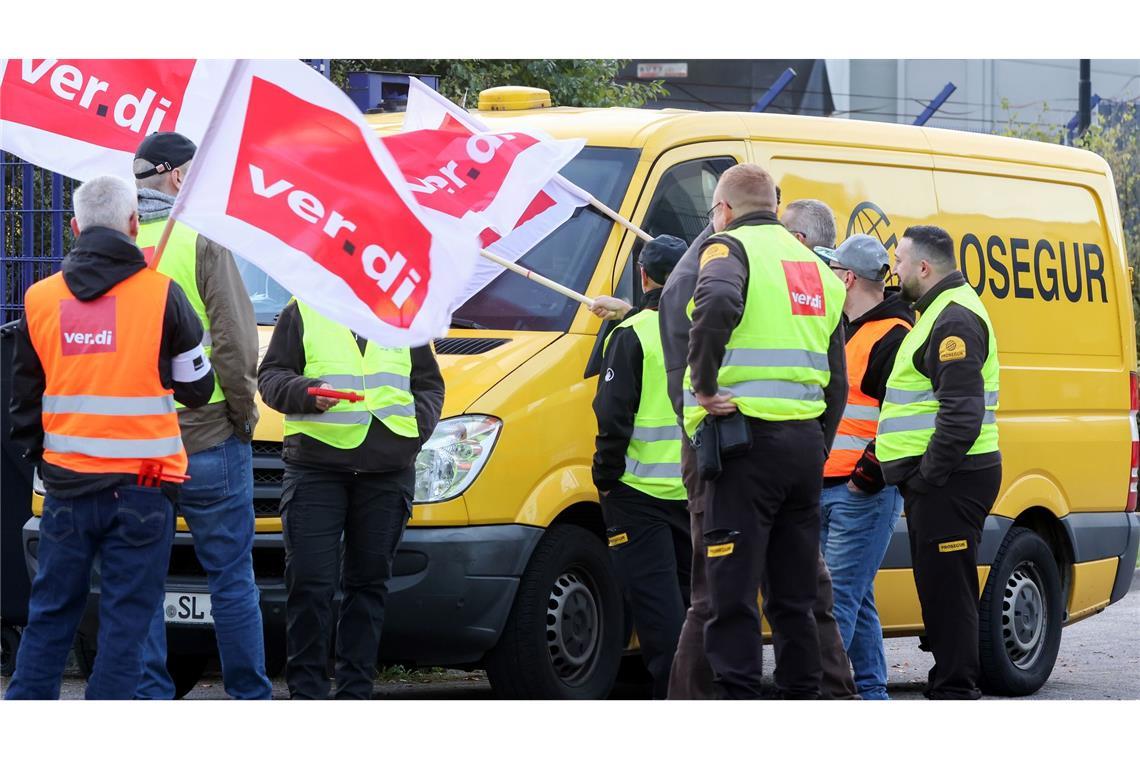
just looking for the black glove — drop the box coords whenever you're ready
[849,441,886,495]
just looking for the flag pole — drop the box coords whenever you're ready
[552,175,652,243]
[146,214,177,269]
[587,196,652,242]
[479,249,594,308]
[152,59,248,266]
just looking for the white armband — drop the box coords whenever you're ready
[173,344,212,383]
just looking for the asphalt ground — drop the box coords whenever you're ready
[5,569,1137,700]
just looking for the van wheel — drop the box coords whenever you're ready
[1,625,21,678]
[485,524,623,699]
[978,527,1063,696]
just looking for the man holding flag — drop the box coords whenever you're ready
[131,131,271,700]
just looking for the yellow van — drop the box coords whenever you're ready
[24,87,1139,699]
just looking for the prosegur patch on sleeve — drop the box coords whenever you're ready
[938,336,967,362]
[700,243,730,269]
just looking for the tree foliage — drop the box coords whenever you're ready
[999,99,1140,348]
[329,59,667,108]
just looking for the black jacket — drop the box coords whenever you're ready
[257,300,444,473]
[881,271,1002,491]
[9,226,214,498]
[685,212,848,453]
[660,224,715,420]
[825,290,914,493]
[592,288,663,493]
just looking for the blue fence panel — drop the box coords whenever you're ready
[1,152,79,323]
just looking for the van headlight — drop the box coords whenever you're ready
[414,415,502,503]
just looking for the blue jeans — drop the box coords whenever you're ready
[820,482,903,700]
[136,436,271,699]
[7,485,173,699]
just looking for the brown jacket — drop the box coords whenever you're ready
[138,190,259,454]
[179,232,260,454]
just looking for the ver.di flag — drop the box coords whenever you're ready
[0,59,232,180]
[169,59,483,346]
[401,78,595,306]
[384,97,583,245]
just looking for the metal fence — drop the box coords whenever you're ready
[1,154,80,323]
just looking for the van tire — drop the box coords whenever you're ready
[485,524,623,699]
[978,527,1063,696]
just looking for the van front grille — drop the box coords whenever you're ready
[251,441,283,516]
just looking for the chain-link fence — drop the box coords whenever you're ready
[2,153,80,323]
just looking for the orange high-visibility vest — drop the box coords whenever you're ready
[25,268,188,481]
[823,316,910,478]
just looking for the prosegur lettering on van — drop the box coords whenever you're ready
[849,199,1108,304]
[959,234,1107,303]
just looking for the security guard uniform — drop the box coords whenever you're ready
[258,299,444,700]
[593,235,689,699]
[878,269,1001,700]
[685,216,848,699]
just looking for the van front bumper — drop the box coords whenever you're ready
[23,517,544,667]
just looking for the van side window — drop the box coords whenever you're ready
[644,157,736,244]
[618,156,736,303]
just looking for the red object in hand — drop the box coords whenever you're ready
[307,387,365,402]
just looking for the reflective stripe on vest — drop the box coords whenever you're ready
[603,309,686,501]
[26,269,188,480]
[823,316,911,478]
[44,432,184,458]
[682,224,845,437]
[42,394,176,416]
[137,218,225,407]
[283,301,418,448]
[877,283,1000,463]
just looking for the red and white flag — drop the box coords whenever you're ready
[383,110,583,243]
[170,60,482,346]
[401,78,595,305]
[0,58,232,180]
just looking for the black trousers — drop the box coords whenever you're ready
[669,433,855,700]
[280,464,413,700]
[901,464,1001,700]
[602,482,691,699]
[703,418,825,699]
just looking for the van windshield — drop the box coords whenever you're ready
[238,146,639,330]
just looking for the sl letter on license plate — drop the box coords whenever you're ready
[164,592,214,625]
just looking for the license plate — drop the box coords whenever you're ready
[164,592,213,625]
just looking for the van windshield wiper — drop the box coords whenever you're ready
[450,317,489,330]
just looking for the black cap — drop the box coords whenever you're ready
[134,132,197,178]
[640,234,687,285]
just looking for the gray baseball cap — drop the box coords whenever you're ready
[814,234,890,281]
